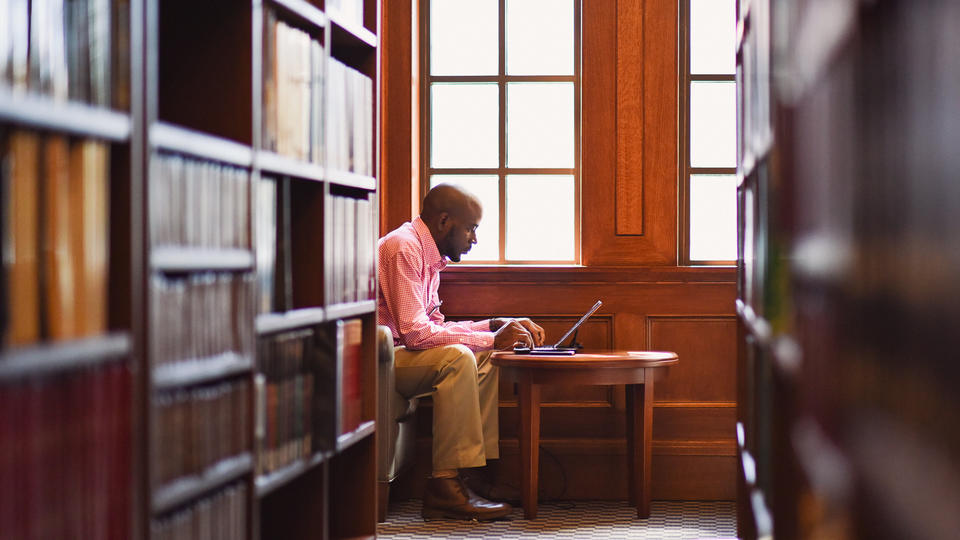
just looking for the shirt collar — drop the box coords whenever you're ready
[413,217,448,272]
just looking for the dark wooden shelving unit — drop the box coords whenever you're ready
[152,353,254,391]
[2,0,380,537]
[152,453,254,515]
[0,92,132,141]
[736,1,960,539]
[0,334,132,380]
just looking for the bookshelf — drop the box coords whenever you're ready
[737,1,960,539]
[1,0,380,538]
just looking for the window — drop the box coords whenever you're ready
[683,0,738,263]
[424,0,580,263]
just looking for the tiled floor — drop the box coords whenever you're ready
[378,499,738,539]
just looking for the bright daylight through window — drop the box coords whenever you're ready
[426,0,579,263]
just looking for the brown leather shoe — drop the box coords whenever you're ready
[421,475,513,521]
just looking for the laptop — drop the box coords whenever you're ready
[513,300,603,355]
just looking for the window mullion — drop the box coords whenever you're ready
[498,0,506,262]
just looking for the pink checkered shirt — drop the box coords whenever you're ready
[377,217,495,351]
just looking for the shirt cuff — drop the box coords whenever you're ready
[474,331,496,351]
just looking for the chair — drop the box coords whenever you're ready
[376,325,420,522]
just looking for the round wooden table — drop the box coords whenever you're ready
[491,350,679,519]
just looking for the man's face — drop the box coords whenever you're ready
[439,204,481,263]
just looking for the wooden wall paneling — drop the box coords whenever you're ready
[379,0,420,235]
[421,274,738,500]
[647,316,738,402]
[616,0,644,235]
[582,0,678,265]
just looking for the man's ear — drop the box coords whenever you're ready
[437,212,451,232]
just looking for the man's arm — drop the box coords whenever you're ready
[380,249,495,351]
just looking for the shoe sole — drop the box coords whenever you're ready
[421,507,512,522]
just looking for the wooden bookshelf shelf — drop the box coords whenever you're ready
[152,352,253,390]
[0,334,131,380]
[324,300,376,321]
[327,8,377,49]
[150,122,254,167]
[335,419,375,453]
[151,246,255,273]
[257,150,325,182]
[326,169,377,191]
[0,91,131,141]
[152,453,254,515]
[268,0,327,31]
[736,299,772,346]
[255,451,328,498]
[256,308,327,335]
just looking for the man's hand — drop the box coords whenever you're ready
[491,317,545,349]
[514,318,544,346]
[493,319,534,351]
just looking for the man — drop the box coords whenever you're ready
[378,184,545,521]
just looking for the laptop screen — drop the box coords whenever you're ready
[552,300,603,348]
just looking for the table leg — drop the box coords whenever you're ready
[626,385,637,506]
[628,373,654,518]
[518,375,541,519]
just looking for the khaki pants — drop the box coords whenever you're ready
[393,345,500,471]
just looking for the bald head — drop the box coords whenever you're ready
[421,183,481,222]
[420,184,483,262]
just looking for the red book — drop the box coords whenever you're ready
[340,319,363,435]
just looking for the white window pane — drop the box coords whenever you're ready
[507,83,574,168]
[431,83,499,168]
[430,0,498,75]
[505,175,575,261]
[506,0,574,75]
[690,0,736,75]
[429,175,500,261]
[690,174,737,261]
[690,81,737,168]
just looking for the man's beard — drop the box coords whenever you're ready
[442,229,462,262]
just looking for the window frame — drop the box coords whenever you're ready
[419,0,582,264]
[680,0,739,266]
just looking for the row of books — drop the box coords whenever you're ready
[327,58,373,175]
[253,319,364,475]
[329,191,376,305]
[0,130,109,347]
[262,11,323,163]
[254,179,375,314]
[0,361,131,540]
[152,380,250,487]
[151,483,247,540]
[0,0,129,108]
[149,153,251,250]
[254,329,314,475]
[149,273,255,369]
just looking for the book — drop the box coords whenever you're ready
[1,0,30,92]
[42,135,78,340]
[340,318,363,435]
[153,380,250,485]
[255,328,316,474]
[69,140,109,337]
[263,14,325,164]
[1,130,41,346]
[0,360,132,538]
[255,175,277,314]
